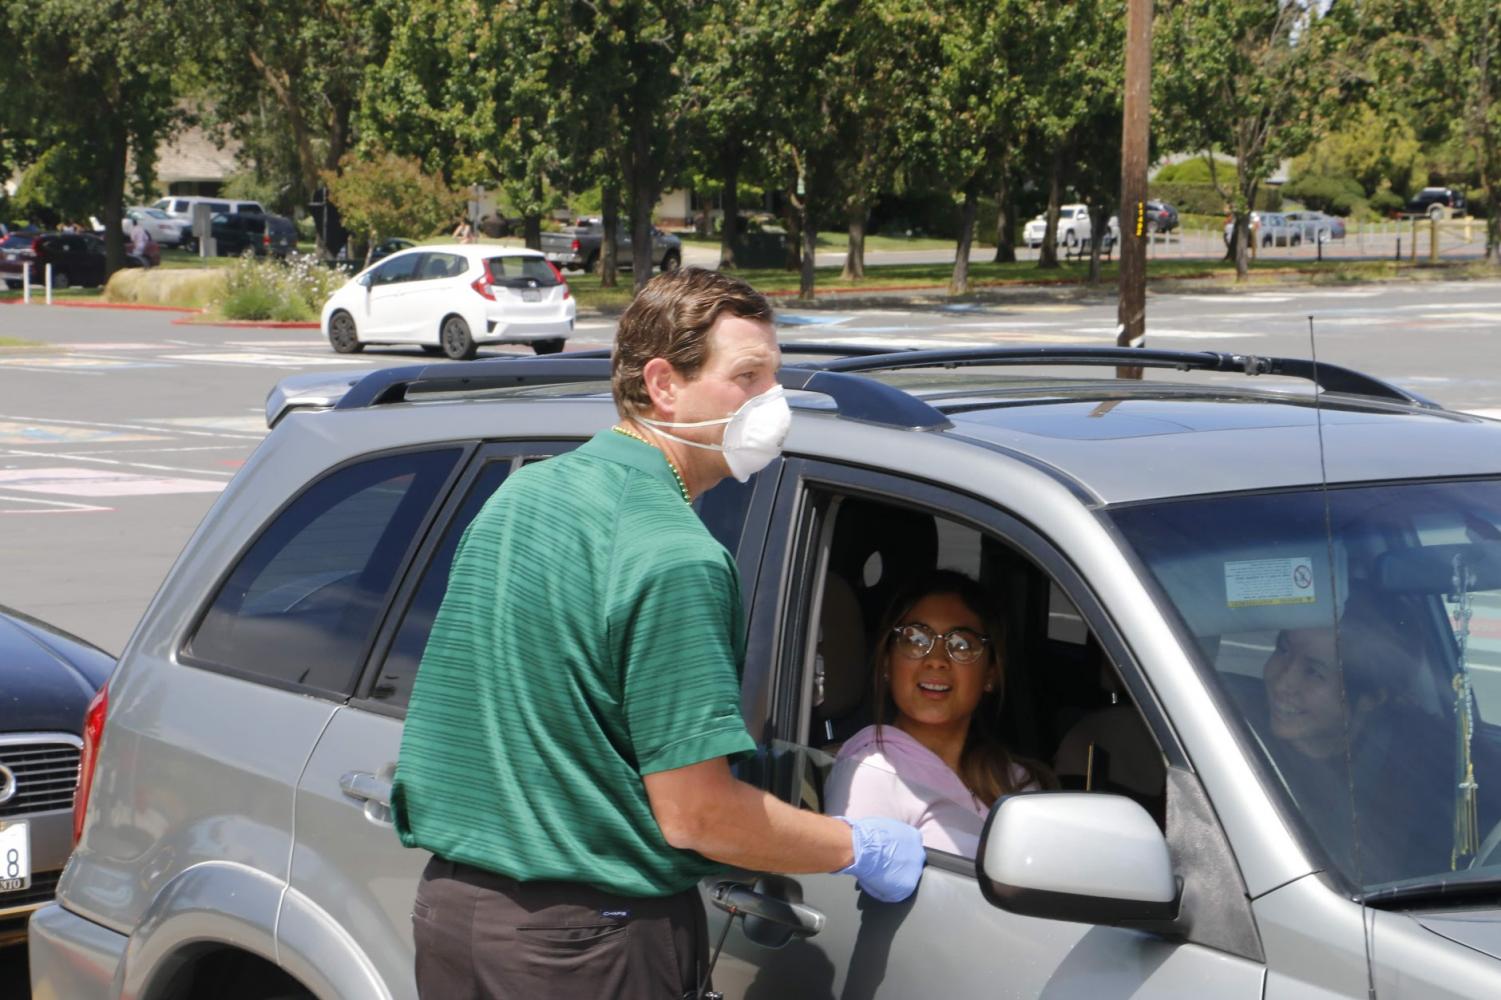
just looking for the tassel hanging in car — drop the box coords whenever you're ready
[1452,554,1481,868]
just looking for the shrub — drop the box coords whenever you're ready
[1149,182,1282,215]
[219,252,347,321]
[1282,174,1366,215]
[1368,189,1405,217]
[1153,156,1235,184]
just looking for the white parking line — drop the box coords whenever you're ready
[0,494,112,515]
[0,449,235,478]
[0,413,264,441]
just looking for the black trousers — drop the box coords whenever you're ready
[413,855,711,1000]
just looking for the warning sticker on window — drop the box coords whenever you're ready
[1225,557,1317,608]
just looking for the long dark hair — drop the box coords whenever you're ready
[871,569,1055,806]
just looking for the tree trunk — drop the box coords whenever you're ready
[1235,182,1258,282]
[842,203,866,280]
[103,121,128,279]
[1087,203,1106,284]
[994,173,1016,263]
[1039,150,1063,269]
[719,147,740,270]
[622,107,660,294]
[950,184,979,295]
[783,194,802,271]
[601,178,620,288]
[799,189,817,299]
[524,175,544,251]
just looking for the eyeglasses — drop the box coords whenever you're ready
[890,623,991,664]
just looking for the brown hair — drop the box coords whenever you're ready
[871,569,1056,807]
[611,267,774,419]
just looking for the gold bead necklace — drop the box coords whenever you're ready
[612,425,692,504]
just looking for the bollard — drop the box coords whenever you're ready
[44,263,52,305]
[1410,217,1418,262]
[1430,216,1440,264]
[21,262,29,304]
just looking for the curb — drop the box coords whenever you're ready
[0,299,196,313]
[0,296,322,329]
[171,315,320,330]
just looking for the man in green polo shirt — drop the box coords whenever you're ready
[393,267,923,999]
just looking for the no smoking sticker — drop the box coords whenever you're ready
[1225,557,1316,608]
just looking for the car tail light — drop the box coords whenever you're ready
[471,274,496,301]
[73,682,108,847]
[570,238,580,252]
[263,232,271,246]
[546,261,571,300]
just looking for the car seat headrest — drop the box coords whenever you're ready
[829,499,939,621]
[817,573,867,719]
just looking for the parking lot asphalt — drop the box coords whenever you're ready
[0,277,1498,656]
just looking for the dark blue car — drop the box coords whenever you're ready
[0,607,113,949]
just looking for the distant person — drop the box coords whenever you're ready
[131,220,154,263]
[451,217,474,243]
[824,570,1055,858]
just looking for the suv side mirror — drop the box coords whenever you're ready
[976,793,1180,927]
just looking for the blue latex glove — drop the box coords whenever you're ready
[834,816,925,902]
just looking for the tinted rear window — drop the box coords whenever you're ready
[1,235,33,249]
[486,256,560,286]
[185,449,462,695]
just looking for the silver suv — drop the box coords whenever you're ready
[30,346,1501,999]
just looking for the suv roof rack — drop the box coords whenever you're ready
[332,352,953,430]
[804,346,1440,408]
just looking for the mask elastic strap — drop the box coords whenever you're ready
[639,426,725,453]
[640,415,732,429]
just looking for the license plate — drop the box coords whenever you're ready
[3,252,14,262]
[0,820,29,892]
[520,288,541,302]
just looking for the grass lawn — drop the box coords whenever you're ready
[0,285,105,302]
[566,256,1494,311]
[678,232,967,253]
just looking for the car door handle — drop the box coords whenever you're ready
[339,770,393,807]
[711,880,826,938]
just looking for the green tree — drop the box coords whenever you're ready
[324,152,461,265]
[1363,0,1500,261]
[1156,0,1352,279]
[192,0,391,252]
[677,0,782,269]
[928,0,1037,291]
[827,0,946,280]
[2,0,178,274]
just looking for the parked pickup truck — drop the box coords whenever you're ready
[540,218,682,273]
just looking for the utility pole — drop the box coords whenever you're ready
[1117,0,1152,380]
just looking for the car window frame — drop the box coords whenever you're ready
[750,458,1187,782]
[743,458,1267,957]
[349,439,583,720]
[177,441,478,702]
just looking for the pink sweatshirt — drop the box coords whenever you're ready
[823,724,1034,858]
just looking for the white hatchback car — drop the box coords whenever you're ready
[321,245,576,359]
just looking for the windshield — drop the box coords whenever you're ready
[1109,480,1501,893]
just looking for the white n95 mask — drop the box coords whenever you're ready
[640,384,792,482]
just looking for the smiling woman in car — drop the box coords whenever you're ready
[823,570,1055,858]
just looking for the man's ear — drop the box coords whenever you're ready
[641,357,678,418]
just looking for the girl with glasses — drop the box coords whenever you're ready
[824,569,1054,857]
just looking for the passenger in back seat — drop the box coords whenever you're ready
[823,570,1055,857]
